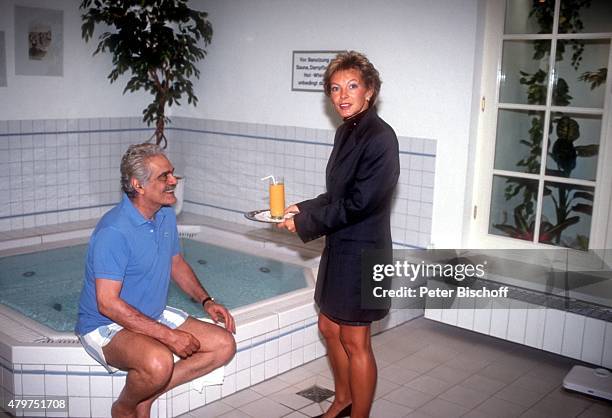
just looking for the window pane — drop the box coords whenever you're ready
[489,175,539,241]
[553,39,609,108]
[559,0,612,34]
[494,109,544,173]
[540,182,594,250]
[500,40,551,105]
[505,0,554,34]
[546,112,601,181]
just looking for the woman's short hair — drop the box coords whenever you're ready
[120,143,165,197]
[323,51,382,104]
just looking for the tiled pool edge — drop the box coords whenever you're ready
[0,306,422,417]
[0,220,425,417]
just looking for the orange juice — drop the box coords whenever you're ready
[269,182,285,219]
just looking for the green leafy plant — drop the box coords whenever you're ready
[80,0,213,147]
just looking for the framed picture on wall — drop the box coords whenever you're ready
[0,31,6,86]
[14,6,64,77]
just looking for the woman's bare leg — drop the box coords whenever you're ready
[318,314,352,417]
[340,323,376,418]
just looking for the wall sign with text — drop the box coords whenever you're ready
[291,50,341,92]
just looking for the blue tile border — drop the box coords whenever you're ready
[0,126,436,158]
[0,128,153,137]
[183,200,245,215]
[173,127,328,148]
[0,203,115,221]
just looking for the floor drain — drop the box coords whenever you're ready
[296,385,335,403]
[197,259,207,265]
[22,271,35,277]
[259,267,270,273]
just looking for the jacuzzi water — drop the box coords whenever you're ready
[0,238,307,333]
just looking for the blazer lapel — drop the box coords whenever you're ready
[327,107,376,175]
[329,130,357,173]
[326,127,346,177]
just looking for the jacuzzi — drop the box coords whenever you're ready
[0,215,420,417]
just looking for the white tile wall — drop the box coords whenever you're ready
[581,318,605,364]
[427,302,612,368]
[44,365,68,397]
[91,396,113,418]
[220,373,237,398]
[543,309,566,353]
[473,302,493,335]
[561,313,585,359]
[291,348,304,368]
[278,352,292,374]
[250,363,265,386]
[0,117,156,232]
[20,365,45,396]
[3,115,435,245]
[235,368,251,391]
[603,322,612,368]
[90,374,113,397]
[174,116,436,248]
[524,305,546,349]
[171,391,189,417]
[264,358,279,380]
[67,396,90,417]
[489,300,511,339]
[506,302,528,344]
[66,366,89,397]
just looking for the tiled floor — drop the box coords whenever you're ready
[179,317,612,418]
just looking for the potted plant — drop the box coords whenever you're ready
[80,0,213,148]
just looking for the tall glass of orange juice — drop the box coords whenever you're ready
[269,177,285,220]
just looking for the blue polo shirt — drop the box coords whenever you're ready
[75,194,180,335]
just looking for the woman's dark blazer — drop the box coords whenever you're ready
[294,106,400,322]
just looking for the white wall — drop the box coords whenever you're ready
[0,0,485,248]
[184,0,483,247]
[0,0,150,120]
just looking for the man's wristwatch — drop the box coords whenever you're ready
[202,296,215,307]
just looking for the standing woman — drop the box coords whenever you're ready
[278,51,399,418]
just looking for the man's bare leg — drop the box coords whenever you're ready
[102,332,174,418]
[104,318,235,418]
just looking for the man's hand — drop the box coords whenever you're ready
[204,301,236,334]
[163,328,201,359]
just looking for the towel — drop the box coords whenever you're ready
[171,317,226,392]
[171,353,225,392]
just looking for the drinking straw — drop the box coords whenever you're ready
[260,175,277,185]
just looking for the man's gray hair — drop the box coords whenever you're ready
[120,143,165,197]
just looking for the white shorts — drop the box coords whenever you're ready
[78,306,189,373]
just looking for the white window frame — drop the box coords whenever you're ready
[468,0,612,251]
